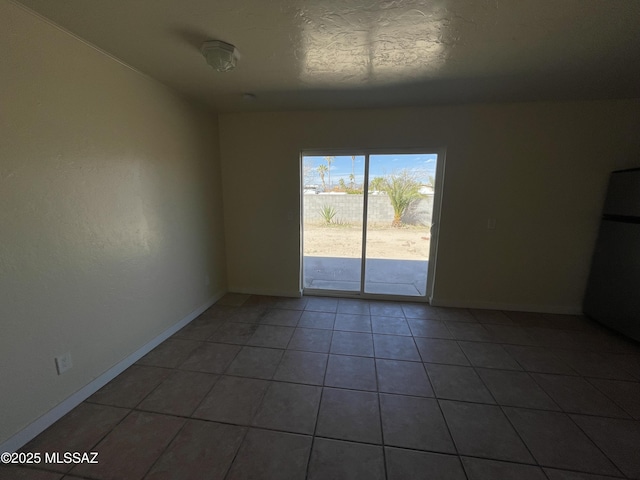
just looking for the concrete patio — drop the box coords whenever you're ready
[303,256,428,296]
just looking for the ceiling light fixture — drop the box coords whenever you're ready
[201,40,239,72]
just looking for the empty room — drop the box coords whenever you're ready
[2,0,640,479]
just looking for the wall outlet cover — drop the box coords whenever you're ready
[55,353,73,375]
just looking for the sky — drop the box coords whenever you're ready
[303,153,437,188]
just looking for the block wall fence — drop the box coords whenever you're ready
[303,193,434,226]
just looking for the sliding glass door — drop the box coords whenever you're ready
[302,150,442,300]
[302,155,365,292]
[363,154,432,296]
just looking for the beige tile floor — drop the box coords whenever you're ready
[3,294,640,480]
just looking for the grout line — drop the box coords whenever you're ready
[125,354,639,419]
[33,407,134,478]
[564,414,627,478]
[469,367,542,469]
[541,464,555,480]
[585,377,640,419]
[221,425,252,480]
[427,361,461,459]
[21,295,640,480]
[304,344,332,480]
[458,457,473,480]
[196,316,639,356]
[371,350,388,480]
[452,339,544,468]
[138,412,191,480]
[84,365,638,422]
[184,371,225,417]
[458,456,552,479]
[540,465,626,480]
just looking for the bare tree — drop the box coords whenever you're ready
[303,159,317,186]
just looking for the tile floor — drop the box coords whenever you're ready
[3,294,640,480]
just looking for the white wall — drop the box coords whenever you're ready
[219,100,640,311]
[0,1,226,446]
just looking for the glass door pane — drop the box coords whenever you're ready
[363,154,436,296]
[303,155,366,292]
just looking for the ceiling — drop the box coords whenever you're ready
[14,0,640,112]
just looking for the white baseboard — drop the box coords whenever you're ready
[429,297,583,315]
[0,291,224,454]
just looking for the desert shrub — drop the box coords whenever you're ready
[381,170,423,227]
[319,205,337,224]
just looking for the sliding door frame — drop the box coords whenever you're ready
[300,147,446,303]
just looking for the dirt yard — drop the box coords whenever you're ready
[303,223,431,260]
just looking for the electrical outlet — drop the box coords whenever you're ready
[55,352,73,375]
[487,218,497,230]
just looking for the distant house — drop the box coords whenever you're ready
[303,185,322,194]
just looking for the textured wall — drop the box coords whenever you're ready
[219,100,640,310]
[0,2,226,445]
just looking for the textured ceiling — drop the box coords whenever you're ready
[13,0,640,112]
